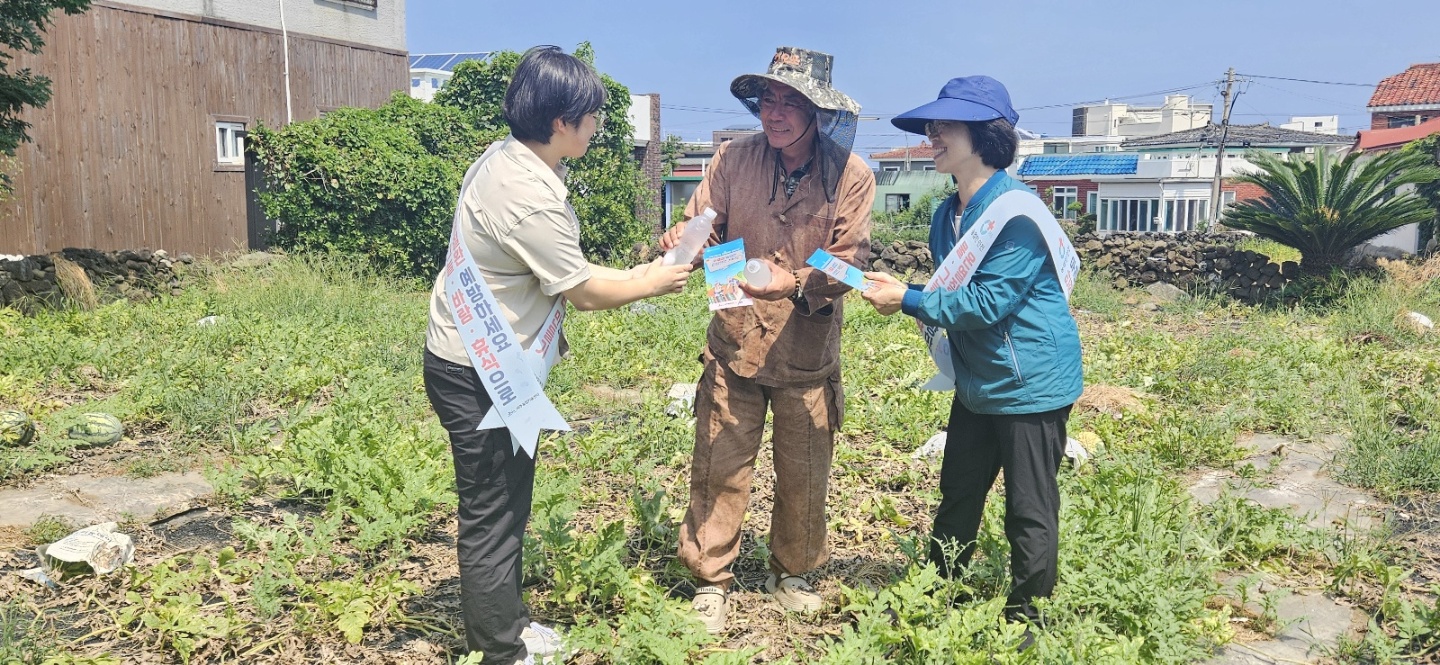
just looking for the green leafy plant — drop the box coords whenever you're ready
[436,42,654,261]
[248,95,492,278]
[0,0,92,189]
[1223,149,1440,273]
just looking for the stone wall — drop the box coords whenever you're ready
[0,248,192,311]
[870,240,935,277]
[868,232,1297,303]
[1075,232,1296,302]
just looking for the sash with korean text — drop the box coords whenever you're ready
[918,189,1081,391]
[443,151,570,456]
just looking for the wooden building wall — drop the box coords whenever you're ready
[0,1,407,255]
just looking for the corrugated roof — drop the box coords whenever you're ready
[1121,123,1353,149]
[1368,63,1440,108]
[1017,154,1138,177]
[408,53,492,72]
[1356,116,1440,151]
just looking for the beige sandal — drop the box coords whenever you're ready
[692,585,728,634]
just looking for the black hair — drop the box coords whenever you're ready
[502,46,607,143]
[963,118,1019,169]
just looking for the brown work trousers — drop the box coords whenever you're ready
[677,357,843,588]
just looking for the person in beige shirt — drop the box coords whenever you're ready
[660,46,875,635]
[422,46,690,665]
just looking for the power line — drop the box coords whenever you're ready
[1237,74,1375,88]
[1245,80,1369,112]
[1013,81,1226,112]
[660,104,747,114]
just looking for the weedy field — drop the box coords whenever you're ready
[2,251,1439,664]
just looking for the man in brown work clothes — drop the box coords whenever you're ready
[660,46,875,635]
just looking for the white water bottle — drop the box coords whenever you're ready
[662,207,717,266]
[743,259,772,287]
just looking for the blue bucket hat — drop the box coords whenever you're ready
[891,75,1019,135]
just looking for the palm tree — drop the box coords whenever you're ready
[1223,148,1440,274]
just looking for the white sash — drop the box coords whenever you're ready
[919,189,1081,391]
[443,149,571,456]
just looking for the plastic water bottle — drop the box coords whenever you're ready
[662,208,717,266]
[743,259,772,288]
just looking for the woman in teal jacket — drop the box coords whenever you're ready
[862,75,1082,648]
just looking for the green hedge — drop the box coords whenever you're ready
[249,44,653,279]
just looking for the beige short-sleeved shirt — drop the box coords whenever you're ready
[426,136,592,366]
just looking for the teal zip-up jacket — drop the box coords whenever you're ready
[899,171,1082,415]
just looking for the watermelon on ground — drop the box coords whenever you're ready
[67,413,124,446]
[0,410,36,447]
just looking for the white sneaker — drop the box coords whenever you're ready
[521,621,568,660]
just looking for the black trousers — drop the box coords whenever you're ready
[424,349,535,664]
[929,397,1071,624]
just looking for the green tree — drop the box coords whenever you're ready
[0,0,91,184]
[435,43,652,261]
[659,134,686,177]
[1402,133,1440,251]
[1222,149,1440,274]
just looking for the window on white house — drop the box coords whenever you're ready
[1097,197,1163,232]
[216,121,245,166]
[885,193,911,212]
[1087,191,1098,214]
[411,78,420,87]
[923,165,936,171]
[431,78,439,88]
[882,166,900,172]
[1053,186,1078,219]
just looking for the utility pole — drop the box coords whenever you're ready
[1208,68,1236,230]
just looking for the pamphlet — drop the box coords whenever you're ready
[703,239,753,310]
[805,249,873,291]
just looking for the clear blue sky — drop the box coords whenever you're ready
[408,0,1440,155]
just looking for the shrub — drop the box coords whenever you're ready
[249,94,494,278]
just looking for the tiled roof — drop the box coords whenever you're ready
[409,53,492,72]
[869,142,937,160]
[1017,154,1138,177]
[1368,63,1440,108]
[1355,116,1440,151]
[1121,123,1353,149]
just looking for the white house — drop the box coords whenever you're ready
[1280,115,1339,135]
[1017,123,1354,234]
[1071,95,1214,138]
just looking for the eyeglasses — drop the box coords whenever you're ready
[759,94,812,115]
[924,121,960,141]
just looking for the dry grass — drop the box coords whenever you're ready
[1378,255,1440,288]
[51,255,98,311]
[1074,383,1149,418]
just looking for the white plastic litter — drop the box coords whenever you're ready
[913,431,948,459]
[196,315,224,326]
[1064,437,1090,468]
[37,522,135,580]
[665,383,697,417]
[17,567,58,589]
[1403,311,1434,333]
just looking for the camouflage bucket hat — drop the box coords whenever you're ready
[731,46,861,116]
[731,46,861,159]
